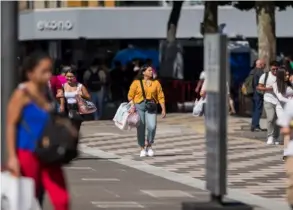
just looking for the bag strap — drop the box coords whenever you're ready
[77,83,82,92]
[139,80,147,101]
[264,72,269,87]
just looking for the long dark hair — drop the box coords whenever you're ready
[134,64,154,80]
[276,68,287,94]
[20,51,51,82]
[64,67,77,76]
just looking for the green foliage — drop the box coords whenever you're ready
[217,1,233,6]
[232,1,293,11]
[275,1,293,11]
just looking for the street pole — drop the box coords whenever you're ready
[182,34,253,210]
[1,1,19,166]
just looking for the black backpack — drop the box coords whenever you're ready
[86,69,101,91]
[21,88,79,165]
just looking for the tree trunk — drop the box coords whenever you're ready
[166,1,183,42]
[255,1,276,69]
[160,1,184,79]
[202,2,218,34]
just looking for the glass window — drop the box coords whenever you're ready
[98,0,105,7]
[44,0,49,8]
[26,0,34,9]
[57,0,62,7]
[118,1,160,7]
[81,1,88,7]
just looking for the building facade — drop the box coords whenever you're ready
[17,1,293,71]
[18,1,293,40]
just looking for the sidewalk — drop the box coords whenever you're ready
[159,114,268,142]
[76,117,289,210]
[43,153,264,210]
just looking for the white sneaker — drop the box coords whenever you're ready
[147,148,154,157]
[140,149,147,157]
[274,141,280,145]
[267,137,274,145]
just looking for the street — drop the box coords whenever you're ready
[43,114,289,210]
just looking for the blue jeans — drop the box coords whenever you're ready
[251,93,263,128]
[90,89,104,120]
[135,102,157,147]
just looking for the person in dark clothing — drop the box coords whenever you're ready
[76,60,86,84]
[83,59,107,120]
[110,61,124,102]
[251,59,266,132]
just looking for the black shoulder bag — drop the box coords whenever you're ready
[21,88,79,165]
[139,80,157,113]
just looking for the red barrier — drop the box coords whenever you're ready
[161,80,199,103]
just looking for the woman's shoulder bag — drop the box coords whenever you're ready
[21,88,79,165]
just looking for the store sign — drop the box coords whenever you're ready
[37,20,73,31]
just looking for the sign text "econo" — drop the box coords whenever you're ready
[37,20,73,31]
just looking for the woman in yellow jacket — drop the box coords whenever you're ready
[128,65,166,157]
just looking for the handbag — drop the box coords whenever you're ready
[22,113,79,165]
[21,89,79,165]
[127,112,140,128]
[192,97,205,117]
[76,95,97,114]
[139,80,157,113]
[113,102,132,130]
[1,171,41,210]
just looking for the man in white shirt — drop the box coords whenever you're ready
[257,61,279,144]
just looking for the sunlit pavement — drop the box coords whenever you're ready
[43,114,286,210]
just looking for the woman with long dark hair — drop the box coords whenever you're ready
[273,68,293,159]
[6,51,70,209]
[59,68,91,132]
[273,69,293,116]
[128,65,166,157]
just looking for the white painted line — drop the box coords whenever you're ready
[141,190,194,198]
[80,144,290,210]
[91,201,144,208]
[92,132,121,136]
[64,166,95,171]
[81,178,120,181]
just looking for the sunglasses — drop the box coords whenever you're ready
[271,68,278,71]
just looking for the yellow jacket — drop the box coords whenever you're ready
[128,80,165,104]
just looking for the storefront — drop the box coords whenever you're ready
[18,7,293,66]
[19,7,293,41]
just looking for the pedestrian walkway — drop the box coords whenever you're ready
[43,153,266,210]
[78,114,288,210]
[157,113,267,141]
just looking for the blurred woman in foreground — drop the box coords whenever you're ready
[6,52,69,210]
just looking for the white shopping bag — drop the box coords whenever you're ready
[1,171,41,210]
[192,98,205,117]
[113,102,132,130]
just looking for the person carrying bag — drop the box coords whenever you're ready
[6,52,71,210]
[128,65,166,157]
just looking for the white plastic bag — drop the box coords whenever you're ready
[1,171,41,210]
[192,98,205,117]
[113,102,132,130]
